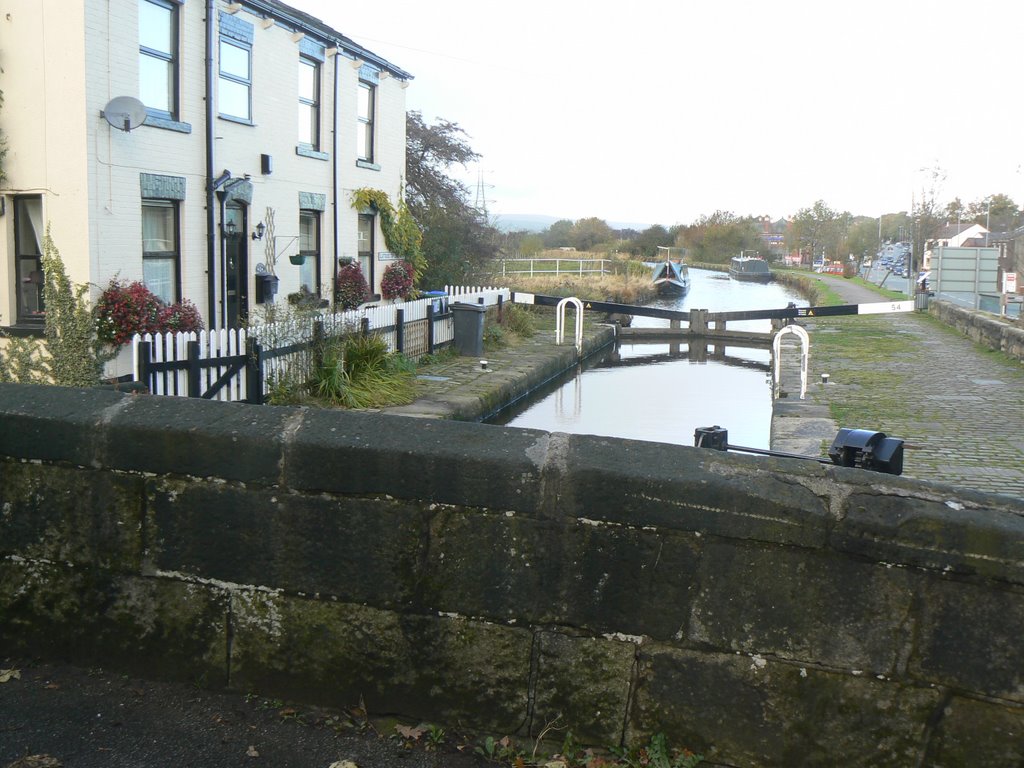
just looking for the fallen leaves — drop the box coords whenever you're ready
[4,756,62,768]
[246,745,259,758]
[0,668,21,683]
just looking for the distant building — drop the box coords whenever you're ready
[2,0,411,374]
[923,223,990,270]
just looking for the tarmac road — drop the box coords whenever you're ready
[1,658,489,768]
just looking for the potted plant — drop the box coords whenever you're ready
[335,261,371,310]
[380,260,414,301]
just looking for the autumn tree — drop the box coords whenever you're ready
[404,111,498,287]
[679,211,761,264]
[786,200,851,264]
[632,224,674,258]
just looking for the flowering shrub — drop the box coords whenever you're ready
[335,262,371,310]
[158,299,204,333]
[380,260,414,300]
[95,279,203,346]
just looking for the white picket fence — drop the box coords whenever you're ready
[132,286,510,402]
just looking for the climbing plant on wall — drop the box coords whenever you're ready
[351,187,425,284]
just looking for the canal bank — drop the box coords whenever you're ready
[394,281,1024,497]
[772,274,1024,496]
[383,322,616,421]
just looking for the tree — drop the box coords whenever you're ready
[967,193,1020,232]
[404,112,498,285]
[633,225,674,258]
[786,200,849,264]
[570,217,615,251]
[544,220,574,248]
[679,211,760,264]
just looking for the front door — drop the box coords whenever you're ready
[224,204,248,328]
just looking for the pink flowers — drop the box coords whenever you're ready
[95,279,203,346]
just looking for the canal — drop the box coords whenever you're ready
[486,267,807,449]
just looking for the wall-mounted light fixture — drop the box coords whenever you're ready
[251,222,266,241]
[224,219,237,237]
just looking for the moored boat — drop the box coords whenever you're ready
[729,254,772,283]
[651,256,690,296]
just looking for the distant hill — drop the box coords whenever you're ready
[491,214,653,233]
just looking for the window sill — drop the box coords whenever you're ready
[296,146,329,161]
[218,114,255,127]
[2,324,45,337]
[356,159,381,171]
[143,113,192,134]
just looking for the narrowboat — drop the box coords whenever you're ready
[729,255,772,283]
[651,258,690,296]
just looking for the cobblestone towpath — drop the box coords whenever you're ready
[778,275,1024,498]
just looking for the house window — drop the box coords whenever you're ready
[299,211,321,294]
[139,0,177,116]
[358,213,374,291]
[142,200,180,303]
[357,81,375,162]
[298,57,320,149]
[219,38,252,121]
[14,196,45,326]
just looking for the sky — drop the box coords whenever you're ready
[292,0,1024,228]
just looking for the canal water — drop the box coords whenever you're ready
[486,267,807,449]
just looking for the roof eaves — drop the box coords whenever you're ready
[239,0,414,80]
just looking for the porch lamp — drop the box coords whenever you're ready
[252,221,266,241]
[224,219,237,236]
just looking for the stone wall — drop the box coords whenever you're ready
[930,298,1024,361]
[1,384,1023,766]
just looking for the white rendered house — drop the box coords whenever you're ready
[1,0,411,371]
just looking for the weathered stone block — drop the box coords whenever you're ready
[149,479,424,605]
[0,384,126,466]
[834,492,1024,584]
[531,631,635,745]
[629,645,939,767]
[0,560,227,685]
[926,695,1024,767]
[229,595,532,732]
[285,409,549,512]
[102,396,292,484]
[689,540,915,673]
[421,511,701,638]
[911,578,1024,702]
[556,434,831,548]
[0,461,144,570]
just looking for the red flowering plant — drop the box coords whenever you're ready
[335,261,371,310]
[380,260,414,301]
[95,278,203,347]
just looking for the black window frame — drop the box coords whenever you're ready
[298,56,320,150]
[141,199,182,304]
[357,80,375,162]
[218,37,253,123]
[13,195,45,328]
[298,209,321,296]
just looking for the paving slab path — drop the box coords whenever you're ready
[781,274,1024,498]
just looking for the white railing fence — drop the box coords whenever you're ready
[132,286,511,403]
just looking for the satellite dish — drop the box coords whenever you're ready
[102,96,147,132]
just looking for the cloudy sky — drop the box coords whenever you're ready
[292,0,1024,228]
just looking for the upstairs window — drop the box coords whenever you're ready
[298,58,320,149]
[357,81,375,162]
[142,200,180,304]
[14,196,45,326]
[139,0,178,116]
[219,39,252,121]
